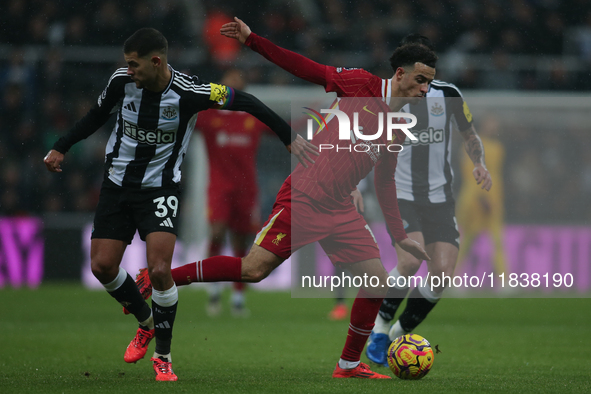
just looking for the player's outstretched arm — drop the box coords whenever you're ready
[459,124,492,191]
[397,238,431,262]
[221,17,328,87]
[218,89,318,167]
[43,149,64,173]
[220,16,251,44]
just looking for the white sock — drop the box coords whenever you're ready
[152,285,178,307]
[153,352,171,362]
[338,358,360,369]
[389,266,409,291]
[140,311,154,330]
[388,321,410,341]
[418,280,442,303]
[373,314,390,335]
[103,267,127,292]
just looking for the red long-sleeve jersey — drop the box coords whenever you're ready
[246,33,408,242]
[195,109,268,193]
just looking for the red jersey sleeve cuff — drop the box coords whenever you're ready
[245,33,257,47]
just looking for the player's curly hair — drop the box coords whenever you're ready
[124,28,168,57]
[389,43,437,72]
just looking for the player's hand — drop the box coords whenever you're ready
[220,17,251,44]
[397,238,431,262]
[473,163,492,191]
[43,149,64,173]
[351,188,364,213]
[287,134,319,168]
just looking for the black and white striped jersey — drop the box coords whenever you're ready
[53,66,293,189]
[395,80,473,203]
[99,67,230,189]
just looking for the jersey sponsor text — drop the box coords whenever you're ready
[123,120,176,145]
[403,127,444,146]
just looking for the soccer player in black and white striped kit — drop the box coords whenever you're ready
[364,34,493,367]
[43,28,317,381]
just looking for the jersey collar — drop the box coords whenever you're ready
[163,65,175,94]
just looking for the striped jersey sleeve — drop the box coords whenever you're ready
[52,68,128,154]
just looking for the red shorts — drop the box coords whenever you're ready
[207,185,260,234]
[254,180,380,264]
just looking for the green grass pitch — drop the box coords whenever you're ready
[1,284,590,393]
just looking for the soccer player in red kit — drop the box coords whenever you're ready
[132,18,435,378]
[197,68,269,317]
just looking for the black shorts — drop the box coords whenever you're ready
[389,199,459,248]
[92,180,181,243]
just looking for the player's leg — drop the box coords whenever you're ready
[366,230,425,366]
[333,258,391,379]
[389,202,460,340]
[328,265,349,321]
[144,231,177,366]
[229,231,251,317]
[205,221,228,317]
[91,184,155,363]
[92,238,152,325]
[133,187,182,381]
[92,238,156,363]
[376,231,426,329]
[373,200,424,332]
[205,184,231,315]
[390,241,458,340]
[318,211,391,378]
[161,179,292,287]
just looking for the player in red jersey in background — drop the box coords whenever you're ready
[196,68,269,317]
[131,17,434,378]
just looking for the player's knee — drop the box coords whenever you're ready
[241,255,274,283]
[245,268,268,283]
[147,264,171,287]
[242,263,272,283]
[398,258,422,276]
[90,258,118,282]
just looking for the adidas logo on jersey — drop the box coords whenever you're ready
[124,102,137,112]
[403,127,444,145]
[160,218,173,228]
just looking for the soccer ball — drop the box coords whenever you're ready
[387,333,434,380]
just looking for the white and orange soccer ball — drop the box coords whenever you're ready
[387,333,434,380]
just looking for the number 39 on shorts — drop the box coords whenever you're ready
[153,196,179,218]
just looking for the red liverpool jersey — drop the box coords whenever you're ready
[246,33,408,242]
[195,109,268,190]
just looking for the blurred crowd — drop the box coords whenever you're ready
[1,0,590,225]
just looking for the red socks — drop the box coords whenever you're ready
[171,256,242,285]
[340,289,383,362]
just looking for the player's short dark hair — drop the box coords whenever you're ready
[399,33,435,51]
[389,43,437,72]
[123,28,168,57]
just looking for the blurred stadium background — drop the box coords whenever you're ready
[1,0,591,293]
